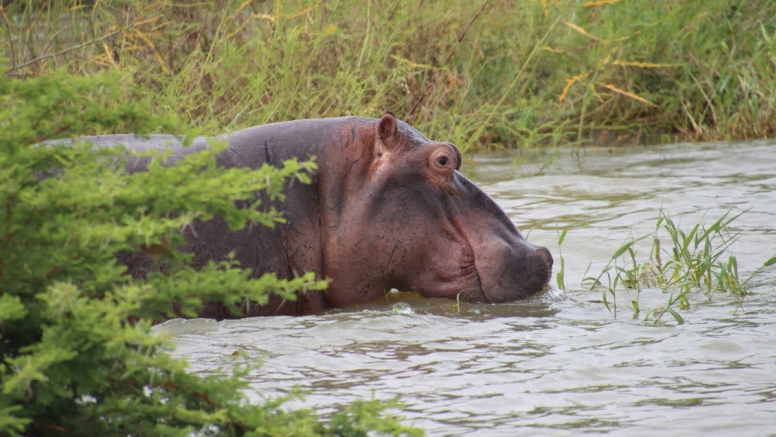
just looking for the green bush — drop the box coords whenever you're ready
[0,70,420,436]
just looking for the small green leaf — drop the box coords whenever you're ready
[557,229,567,245]
[612,240,636,259]
[612,235,649,260]
[667,308,685,325]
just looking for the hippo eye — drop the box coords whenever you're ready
[436,156,448,166]
[377,152,383,158]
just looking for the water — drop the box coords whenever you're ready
[161,140,776,436]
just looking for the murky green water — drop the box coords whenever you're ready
[161,140,776,436]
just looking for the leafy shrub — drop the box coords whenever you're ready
[0,69,420,436]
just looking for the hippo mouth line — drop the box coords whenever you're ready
[461,284,491,303]
[448,216,492,303]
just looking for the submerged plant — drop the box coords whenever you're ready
[584,210,776,325]
[555,227,567,291]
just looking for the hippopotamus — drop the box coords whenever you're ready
[86,112,553,317]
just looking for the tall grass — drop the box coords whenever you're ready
[2,0,774,150]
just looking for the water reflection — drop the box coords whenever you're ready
[167,140,776,436]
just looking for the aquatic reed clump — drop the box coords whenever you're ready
[584,211,776,325]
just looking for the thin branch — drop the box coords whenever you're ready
[0,6,14,68]
[406,0,492,121]
[5,28,122,76]
[441,0,492,69]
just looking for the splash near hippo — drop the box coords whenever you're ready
[84,112,553,317]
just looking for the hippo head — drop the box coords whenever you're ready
[320,112,553,307]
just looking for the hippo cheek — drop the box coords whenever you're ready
[387,237,484,302]
[472,238,554,303]
[407,262,486,302]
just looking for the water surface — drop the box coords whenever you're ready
[163,140,776,436]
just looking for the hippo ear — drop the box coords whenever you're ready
[377,111,399,149]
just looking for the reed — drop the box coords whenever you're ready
[555,228,567,290]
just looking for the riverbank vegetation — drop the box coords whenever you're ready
[3,0,775,152]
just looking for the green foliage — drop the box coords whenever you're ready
[584,210,776,325]
[0,70,419,435]
[2,0,774,152]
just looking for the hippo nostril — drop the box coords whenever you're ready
[536,247,553,268]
